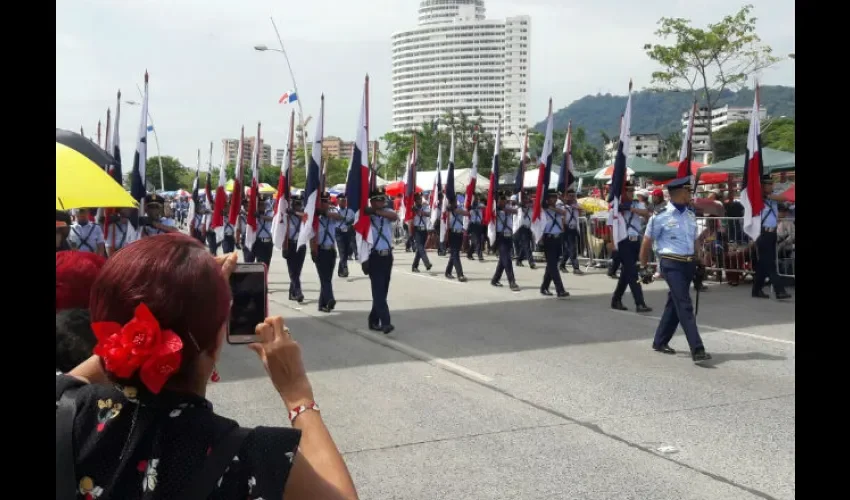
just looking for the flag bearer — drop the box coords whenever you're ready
[190,203,205,244]
[539,189,569,298]
[515,192,536,268]
[444,199,469,282]
[752,175,792,300]
[559,189,585,275]
[639,176,711,363]
[314,192,341,313]
[105,208,137,257]
[411,192,433,273]
[220,195,237,254]
[336,194,356,278]
[367,187,398,334]
[140,194,178,238]
[466,194,484,260]
[610,181,652,312]
[68,208,106,257]
[253,197,275,268]
[491,191,520,291]
[284,196,306,303]
[205,204,220,255]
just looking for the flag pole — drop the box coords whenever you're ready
[134,83,165,192]
[270,17,310,175]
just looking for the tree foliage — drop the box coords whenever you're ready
[124,156,195,191]
[644,4,780,142]
[712,117,795,161]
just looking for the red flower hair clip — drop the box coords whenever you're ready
[92,303,184,394]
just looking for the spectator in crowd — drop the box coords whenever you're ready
[56,251,107,311]
[57,234,358,500]
[57,210,73,252]
[777,204,795,277]
[56,308,96,374]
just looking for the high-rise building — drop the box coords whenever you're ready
[681,104,768,163]
[391,0,530,149]
[604,134,668,164]
[222,138,273,168]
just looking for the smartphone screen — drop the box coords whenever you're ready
[227,263,268,344]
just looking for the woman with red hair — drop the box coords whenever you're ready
[56,234,357,500]
[56,251,107,311]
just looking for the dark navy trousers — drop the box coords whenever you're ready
[492,234,516,283]
[445,231,465,277]
[613,238,646,305]
[541,234,566,294]
[412,228,431,269]
[368,252,393,327]
[653,258,705,351]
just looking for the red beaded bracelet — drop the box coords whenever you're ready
[288,402,320,423]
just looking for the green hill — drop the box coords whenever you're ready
[535,85,795,146]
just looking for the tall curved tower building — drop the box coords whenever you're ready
[391,0,530,149]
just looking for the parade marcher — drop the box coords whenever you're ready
[559,189,584,274]
[252,196,275,268]
[190,202,205,244]
[68,208,106,257]
[56,210,73,252]
[335,194,356,278]
[410,192,433,273]
[220,195,237,254]
[314,192,342,313]
[104,208,137,257]
[752,175,792,300]
[639,176,711,363]
[610,181,652,312]
[140,194,179,238]
[432,193,446,256]
[539,189,569,297]
[238,198,254,262]
[177,197,189,228]
[466,194,484,261]
[366,187,398,334]
[491,191,520,291]
[514,191,536,269]
[204,203,220,255]
[284,195,306,303]
[444,199,469,282]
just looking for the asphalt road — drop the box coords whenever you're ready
[207,248,795,500]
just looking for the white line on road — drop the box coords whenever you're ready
[613,310,795,345]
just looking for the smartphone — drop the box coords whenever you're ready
[227,262,268,344]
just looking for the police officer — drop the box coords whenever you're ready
[366,187,398,334]
[105,208,137,257]
[335,194,356,278]
[540,189,569,297]
[639,176,711,363]
[610,181,652,312]
[410,192,433,273]
[140,194,179,238]
[753,175,792,300]
[283,195,306,303]
[559,189,584,274]
[466,194,484,261]
[491,191,520,291]
[68,208,106,256]
[444,197,469,282]
[314,192,341,312]
[252,196,275,268]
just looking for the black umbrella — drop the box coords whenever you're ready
[56,128,115,168]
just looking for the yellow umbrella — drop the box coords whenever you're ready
[225,179,278,195]
[56,143,138,210]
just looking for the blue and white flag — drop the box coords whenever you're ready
[297,95,324,250]
[278,90,298,105]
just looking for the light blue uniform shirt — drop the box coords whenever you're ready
[256,207,274,240]
[317,209,338,247]
[646,203,698,256]
[371,214,394,251]
[761,199,779,229]
[543,208,563,236]
[564,204,580,231]
[69,222,104,252]
[495,209,513,235]
[623,201,646,238]
[469,207,482,224]
[143,217,175,237]
[413,205,430,229]
[520,208,531,228]
[337,207,355,231]
[448,211,464,231]
[287,213,301,240]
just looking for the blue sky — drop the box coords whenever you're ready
[56,0,795,169]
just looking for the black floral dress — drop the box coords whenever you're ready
[56,375,301,500]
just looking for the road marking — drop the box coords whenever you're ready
[399,271,465,285]
[613,310,795,346]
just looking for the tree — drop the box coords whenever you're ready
[527,126,604,171]
[644,4,779,147]
[711,117,795,161]
[663,131,683,162]
[125,156,195,191]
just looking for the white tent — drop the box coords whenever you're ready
[521,169,560,189]
[416,168,490,193]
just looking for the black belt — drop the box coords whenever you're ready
[544,233,560,239]
[319,244,335,250]
[371,249,391,256]
[258,237,272,243]
[661,254,695,262]
[451,229,463,234]
[628,235,639,242]
[762,227,776,233]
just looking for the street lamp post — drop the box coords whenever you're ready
[255,17,310,171]
[126,91,165,192]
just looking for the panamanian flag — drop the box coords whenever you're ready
[557,120,576,193]
[740,81,765,242]
[531,99,554,244]
[345,76,373,264]
[279,90,298,105]
[607,80,633,245]
[130,72,149,220]
[484,119,502,246]
[298,96,324,250]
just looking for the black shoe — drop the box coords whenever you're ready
[557,291,570,298]
[775,292,792,300]
[458,275,468,283]
[529,263,537,270]
[752,291,769,299]
[445,273,455,280]
[559,266,567,273]
[653,344,676,355]
[607,271,617,279]
[573,268,584,275]
[540,289,553,296]
[368,323,382,331]
[318,305,332,313]
[635,304,653,313]
[491,280,503,287]
[296,294,304,304]
[509,281,520,291]
[516,261,524,267]
[478,256,484,262]
[382,324,395,335]
[425,263,432,271]
[611,300,628,311]
[288,293,296,301]
[467,255,475,260]
[411,266,420,273]
[339,270,349,278]
[692,348,712,363]
[328,299,336,311]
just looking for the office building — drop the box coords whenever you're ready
[682,104,768,163]
[391,0,530,149]
[222,137,273,168]
[604,134,668,164]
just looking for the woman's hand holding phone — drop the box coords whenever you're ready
[249,316,314,411]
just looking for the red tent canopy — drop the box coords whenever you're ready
[385,181,423,197]
[658,161,729,185]
[781,183,795,202]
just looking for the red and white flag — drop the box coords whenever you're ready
[244,123,262,250]
[431,143,443,228]
[344,76,374,264]
[228,127,245,226]
[740,82,765,242]
[484,119,501,246]
[211,141,227,242]
[678,99,697,179]
[273,111,295,250]
[531,99,554,244]
[464,127,479,210]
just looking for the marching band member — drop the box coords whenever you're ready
[610,181,652,312]
[539,189,569,298]
[411,192,433,273]
[252,196,275,268]
[491,191,520,291]
[514,191,536,269]
[366,187,398,334]
[314,192,342,313]
[335,194,356,278]
[220,194,237,254]
[284,195,306,303]
[559,189,584,275]
[68,208,106,257]
[444,198,468,282]
[466,194,484,261]
[104,208,137,257]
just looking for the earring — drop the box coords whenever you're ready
[210,366,220,383]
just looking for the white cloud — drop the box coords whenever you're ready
[56,0,794,169]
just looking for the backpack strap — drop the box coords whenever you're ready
[56,386,81,500]
[183,425,252,500]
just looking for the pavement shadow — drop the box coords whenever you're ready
[695,351,788,369]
